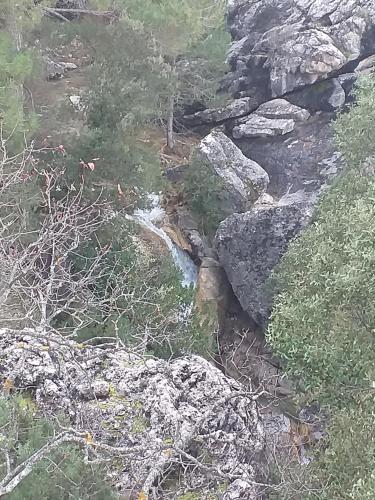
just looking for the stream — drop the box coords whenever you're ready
[131,196,318,466]
[131,195,198,288]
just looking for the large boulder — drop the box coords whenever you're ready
[196,130,269,215]
[232,115,296,138]
[0,329,264,498]
[255,98,310,121]
[215,193,314,327]
[287,78,346,112]
[225,0,375,100]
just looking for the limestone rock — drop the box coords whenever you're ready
[234,112,343,197]
[255,99,310,121]
[233,115,296,138]
[168,207,212,259]
[44,58,66,80]
[215,196,314,327]
[225,0,375,100]
[162,222,193,254]
[56,0,87,5]
[0,330,264,498]
[197,130,269,214]
[44,57,78,80]
[355,54,375,74]
[196,257,230,326]
[287,78,346,112]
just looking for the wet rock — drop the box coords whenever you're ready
[196,258,229,316]
[215,196,314,327]
[196,258,228,331]
[162,222,193,254]
[197,130,269,215]
[168,207,212,259]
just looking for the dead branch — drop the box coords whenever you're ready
[42,6,118,22]
[0,426,155,497]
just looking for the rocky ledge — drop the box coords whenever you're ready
[0,329,264,499]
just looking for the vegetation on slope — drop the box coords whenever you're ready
[267,77,375,498]
[0,1,229,496]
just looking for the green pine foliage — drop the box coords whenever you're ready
[0,395,115,499]
[58,18,169,196]
[120,0,230,110]
[0,31,37,149]
[0,0,50,149]
[267,77,375,498]
[184,155,227,236]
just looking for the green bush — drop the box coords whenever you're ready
[267,77,375,498]
[68,216,213,359]
[185,156,226,236]
[0,31,38,150]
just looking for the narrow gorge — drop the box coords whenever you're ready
[0,1,374,499]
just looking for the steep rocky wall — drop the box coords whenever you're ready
[225,0,375,101]
[184,0,375,328]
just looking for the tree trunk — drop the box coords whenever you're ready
[167,94,175,151]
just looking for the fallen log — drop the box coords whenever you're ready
[42,6,118,22]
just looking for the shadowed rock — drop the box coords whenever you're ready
[215,194,314,327]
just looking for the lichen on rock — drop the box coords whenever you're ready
[0,330,264,498]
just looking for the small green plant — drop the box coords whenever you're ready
[185,157,226,236]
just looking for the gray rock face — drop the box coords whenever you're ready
[44,57,78,80]
[225,0,375,100]
[356,54,375,73]
[197,130,269,214]
[233,115,296,138]
[55,0,87,8]
[0,330,264,498]
[233,112,343,197]
[255,98,310,121]
[287,78,346,112]
[182,1,374,329]
[215,196,314,327]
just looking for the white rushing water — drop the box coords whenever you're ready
[132,195,198,288]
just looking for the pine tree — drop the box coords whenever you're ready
[121,0,230,149]
[0,0,48,150]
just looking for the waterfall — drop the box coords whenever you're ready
[131,195,198,288]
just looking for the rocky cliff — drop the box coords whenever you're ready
[185,0,375,327]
